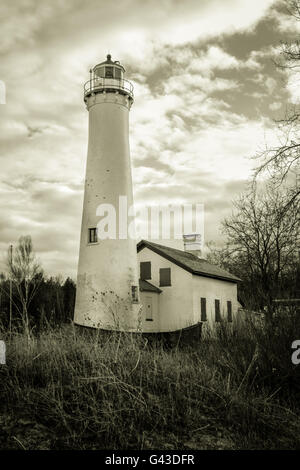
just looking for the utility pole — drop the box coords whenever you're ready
[9,244,13,336]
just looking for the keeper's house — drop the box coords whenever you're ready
[137,239,241,333]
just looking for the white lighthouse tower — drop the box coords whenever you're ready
[74,54,140,331]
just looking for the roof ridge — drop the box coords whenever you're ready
[138,239,241,283]
[140,239,217,265]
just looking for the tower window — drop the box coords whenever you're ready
[200,297,207,321]
[227,301,233,322]
[215,299,221,322]
[88,228,98,244]
[159,268,171,287]
[140,261,151,280]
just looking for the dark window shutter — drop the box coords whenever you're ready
[140,262,151,280]
[201,297,207,321]
[215,299,221,322]
[227,301,232,322]
[159,268,171,286]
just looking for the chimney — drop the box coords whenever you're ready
[183,234,202,258]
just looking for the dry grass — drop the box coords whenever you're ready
[0,311,300,450]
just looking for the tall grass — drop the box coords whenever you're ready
[0,310,299,450]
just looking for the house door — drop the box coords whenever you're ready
[145,296,153,321]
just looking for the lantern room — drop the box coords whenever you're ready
[84,54,134,102]
[94,54,125,80]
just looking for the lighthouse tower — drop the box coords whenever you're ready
[74,55,140,331]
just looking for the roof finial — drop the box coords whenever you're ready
[107,53,112,61]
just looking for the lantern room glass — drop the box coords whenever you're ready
[94,66,123,80]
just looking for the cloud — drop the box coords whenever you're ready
[269,101,282,110]
[188,46,240,73]
[0,0,297,277]
[287,71,300,104]
[269,1,300,33]
[265,77,277,93]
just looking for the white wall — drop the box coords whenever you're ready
[138,247,239,332]
[139,291,159,332]
[74,92,140,331]
[138,247,194,332]
[192,275,238,326]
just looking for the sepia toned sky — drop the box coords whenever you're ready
[0,0,299,278]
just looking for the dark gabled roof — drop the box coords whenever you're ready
[139,279,162,293]
[137,240,241,283]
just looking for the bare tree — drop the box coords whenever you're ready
[221,184,299,317]
[254,0,300,205]
[7,235,43,336]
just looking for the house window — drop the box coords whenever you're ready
[105,66,113,78]
[227,301,233,322]
[160,268,171,287]
[140,261,151,280]
[215,299,221,322]
[131,286,139,303]
[200,297,207,321]
[88,228,98,244]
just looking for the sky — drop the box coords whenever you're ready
[0,0,299,279]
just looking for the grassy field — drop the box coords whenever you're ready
[0,312,300,450]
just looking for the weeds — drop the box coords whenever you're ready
[0,310,299,450]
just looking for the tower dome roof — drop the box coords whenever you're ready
[93,54,125,72]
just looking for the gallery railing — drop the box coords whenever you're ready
[84,77,134,101]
